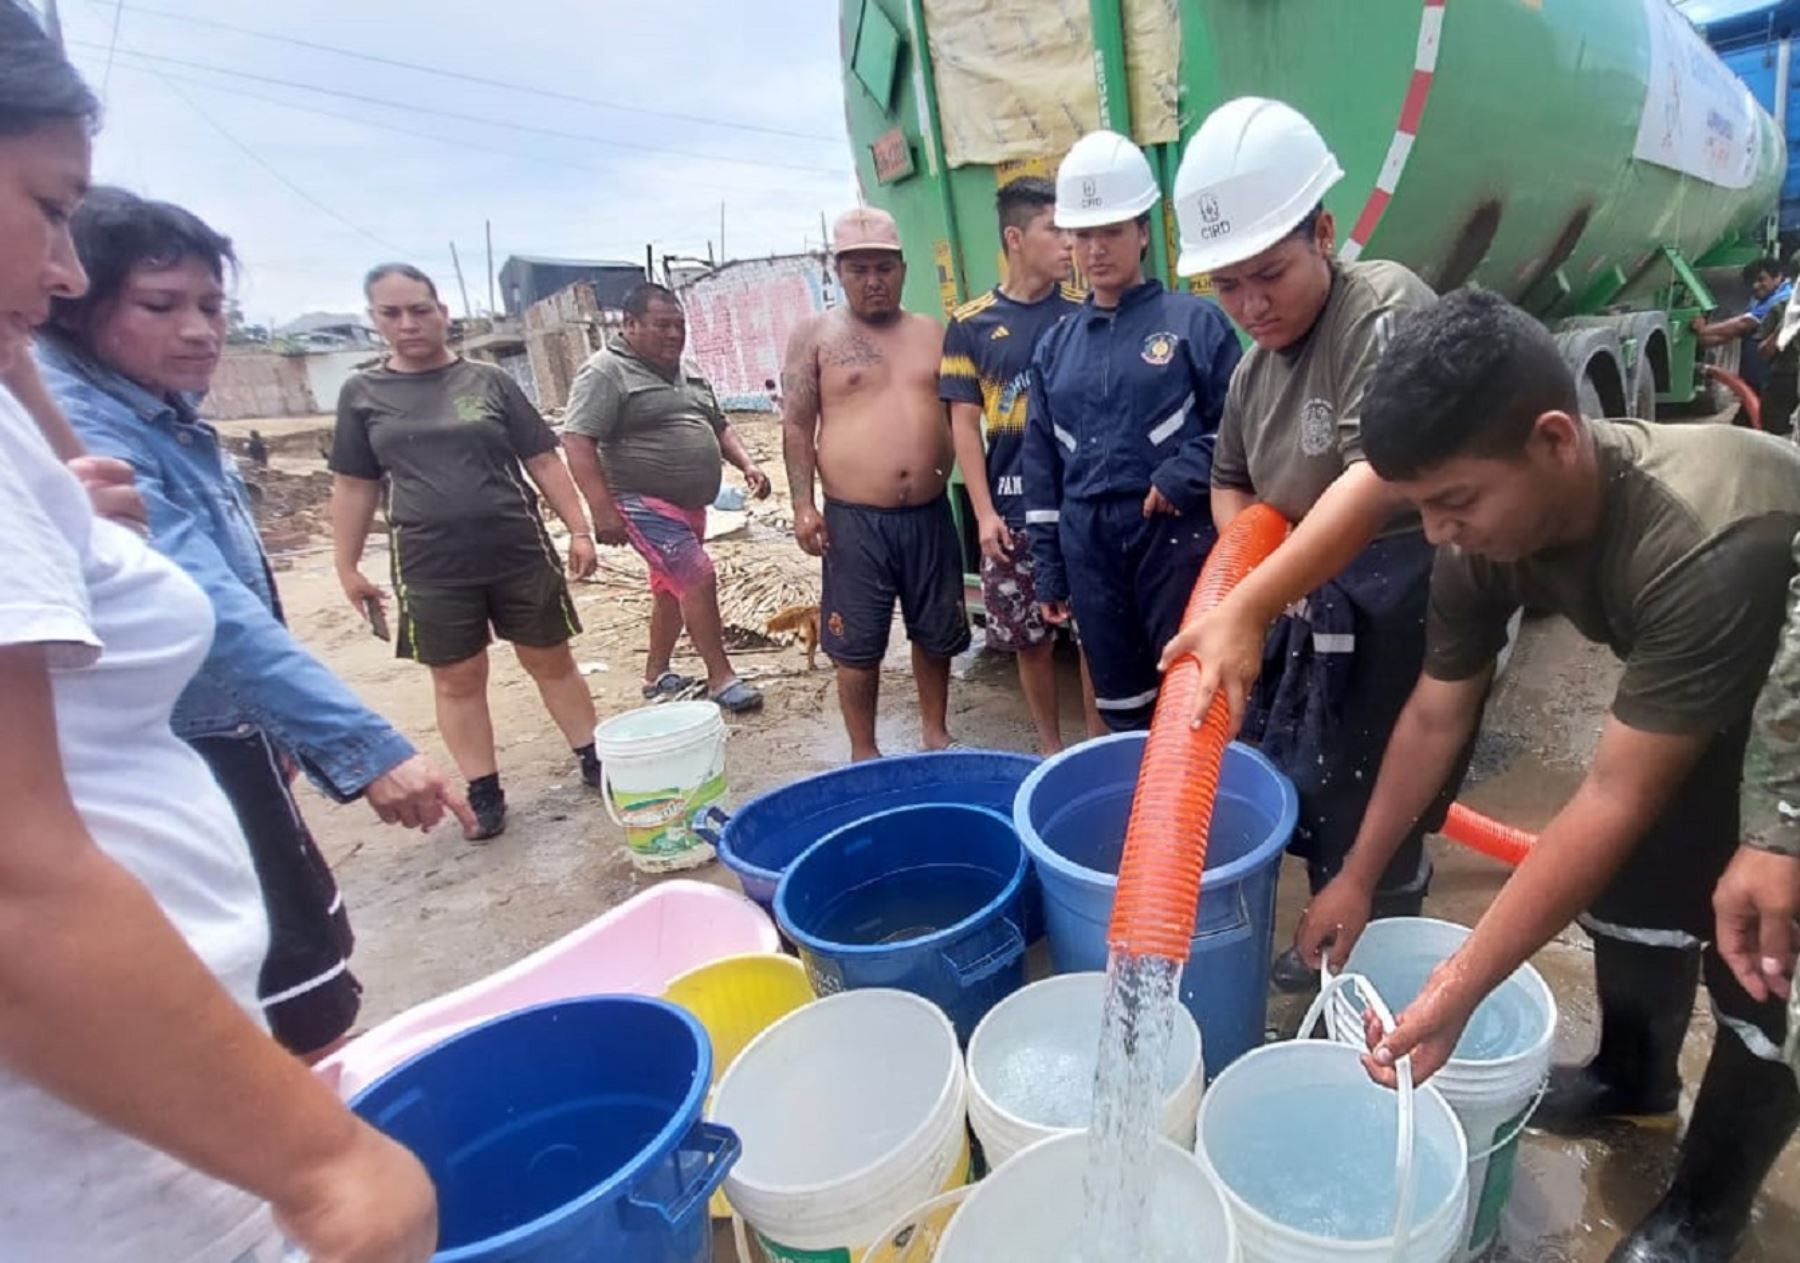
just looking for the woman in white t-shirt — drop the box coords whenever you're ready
[0,8,435,1261]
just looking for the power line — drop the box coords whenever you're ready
[69,40,853,178]
[99,1,844,145]
[98,0,122,99]
[145,71,412,256]
[98,60,851,202]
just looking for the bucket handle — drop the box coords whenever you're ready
[1192,886,1254,946]
[599,754,723,833]
[940,915,1026,986]
[692,803,732,848]
[1467,1075,1552,1163]
[1299,973,1416,1263]
[623,1119,741,1232]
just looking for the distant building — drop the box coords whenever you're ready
[498,255,645,318]
[274,311,382,351]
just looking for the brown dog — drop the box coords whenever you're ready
[766,603,821,671]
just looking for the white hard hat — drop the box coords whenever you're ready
[1055,130,1161,230]
[1173,97,1346,276]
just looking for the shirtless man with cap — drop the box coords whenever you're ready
[781,207,969,760]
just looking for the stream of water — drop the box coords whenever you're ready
[1077,950,1184,1263]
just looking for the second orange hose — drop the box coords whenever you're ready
[1108,504,1290,962]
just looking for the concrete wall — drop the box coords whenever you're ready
[679,255,835,399]
[204,348,377,420]
[302,350,380,416]
[205,351,314,420]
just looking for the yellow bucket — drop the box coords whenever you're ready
[662,952,815,1219]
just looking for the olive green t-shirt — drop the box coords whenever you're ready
[330,357,560,588]
[1425,419,1800,735]
[563,338,729,511]
[1212,259,1434,534]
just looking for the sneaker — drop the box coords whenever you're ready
[465,775,506,842]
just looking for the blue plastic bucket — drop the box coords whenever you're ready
[1013,733,1297,1074]
[350,997,738,1262]
[775,803,1029,1041]
[696,750,1038,906]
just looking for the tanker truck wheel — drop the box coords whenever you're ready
[1578,372,1605,422]
[1632,359,1657,424]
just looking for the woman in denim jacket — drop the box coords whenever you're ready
[38,187,471,1060]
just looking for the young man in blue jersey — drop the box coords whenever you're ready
[941,177,1101,753]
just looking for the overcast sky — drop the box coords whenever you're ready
[48,0,858,326]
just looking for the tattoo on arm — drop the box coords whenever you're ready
[780,325,823,507]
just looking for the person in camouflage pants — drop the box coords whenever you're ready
[1716,530,1800,1081]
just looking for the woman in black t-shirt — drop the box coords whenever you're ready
[331,264,599,840]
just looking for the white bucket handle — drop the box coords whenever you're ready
[598,746,725,831]
[1299,972,1416,1263]
[1466,1074,1552,1164]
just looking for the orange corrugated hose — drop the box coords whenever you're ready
[1441,802,1535,867]
[1109,504,1290,961]
[1704,363,1762,431]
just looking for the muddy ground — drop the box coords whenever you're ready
[220,413,1798,1261]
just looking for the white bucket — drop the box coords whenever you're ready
[965,971,1203,1169]
[593,700,726,872]
[935,1132,1240,1262]
[1196,977,1469,1263]
[712,989,970,1263]
[1324,918,1556,1261]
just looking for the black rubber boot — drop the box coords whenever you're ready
[1270,888,1426,995]
[1608,1026,1800,1262]
[1536,936,1695,1134]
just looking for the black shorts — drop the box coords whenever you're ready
[189,728,361,1056]
[395,562,580,666]
[820,496,971,668]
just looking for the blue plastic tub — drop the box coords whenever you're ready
[698,750,1039,904]
[350,997,738,1263]
[775,802,1029,1042]
[1013,733,1297,1074]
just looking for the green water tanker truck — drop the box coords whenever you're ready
[838,0,1786,421]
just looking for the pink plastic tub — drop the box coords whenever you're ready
[317,880,778,1098]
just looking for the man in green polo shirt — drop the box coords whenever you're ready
[562,283,770,714]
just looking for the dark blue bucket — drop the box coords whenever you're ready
[1013,734,1297,1074]
[350,997,738,1262]
[697,749,1043,938]
[775,802,1029,1042]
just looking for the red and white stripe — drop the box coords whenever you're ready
[1340,0,1446,263]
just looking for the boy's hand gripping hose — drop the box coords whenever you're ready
[1108,504,1290,961]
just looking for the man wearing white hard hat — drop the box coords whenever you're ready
[1156,97,1462,991]
[781,207,970,760]
[1020,130,1241,732]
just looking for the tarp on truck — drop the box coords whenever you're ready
[922,0,1179,168]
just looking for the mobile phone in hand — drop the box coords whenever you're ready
[363,595,390,641]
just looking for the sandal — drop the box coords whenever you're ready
[642,671,700,701]
[710,678,765,714]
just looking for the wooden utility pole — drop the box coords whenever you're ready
[448,242,473,319]
[719,201,727,264]
[484,220,496,317]
[43,0,63,51]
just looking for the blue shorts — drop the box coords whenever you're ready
[820,497,971,667]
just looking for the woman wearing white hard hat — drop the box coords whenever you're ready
[1020,130,1242,732]
[1157,97,1467,989]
